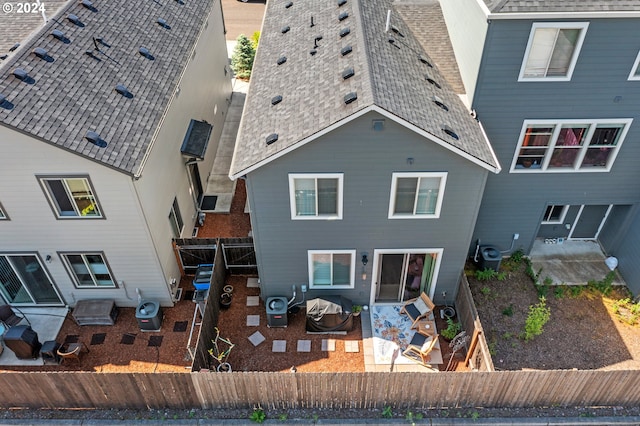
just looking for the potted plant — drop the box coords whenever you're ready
[220,292,232,309]
[351,305,362,317]
[441,317,462,341]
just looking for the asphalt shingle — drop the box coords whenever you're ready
[0,0,214,175]
[483,0,640,13]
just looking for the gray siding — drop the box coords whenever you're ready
[471,18,640,253]
[616,208,640,297]
[246,112,488,306]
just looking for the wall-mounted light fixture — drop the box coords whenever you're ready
[45,254,52,263]
[361,252,369,280]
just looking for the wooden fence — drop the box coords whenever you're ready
[455,273,494,372]
[2,370,640,410]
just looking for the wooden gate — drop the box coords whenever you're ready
[174,238,217,274]
[220,237,256,274]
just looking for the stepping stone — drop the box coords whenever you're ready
[148,336,163,347]
[297,340,311,352]
[90,333,106,345]
[247,278,259,288]
[247,315,260,326]
[272,340,286,352]
[248,331,265,347]
[345,341,360,353]
[246,296,260,306]
[321,339,336,352]
[173,321,188,332]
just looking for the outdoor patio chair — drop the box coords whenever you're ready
[403,332,439,366]
[399,292,435,328]
[57,342,90,363]
[0,304,23,327]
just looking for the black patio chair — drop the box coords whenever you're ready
[0,304,23,327]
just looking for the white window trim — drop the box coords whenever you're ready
[628,50,640,81]
[510,118,633,173]
[308,249,355,289]
[0,202,8,220]
[388,172,447,219]
[39,176,103,219]
[541,205,569,224]
[288,173,343,220]
[518,22,589,82]
[61,252,117,288]
[169,197,184,238]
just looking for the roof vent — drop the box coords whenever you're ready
[115,84,133,98]
[85,131,107,148]
[8,43,20,52]
[68,14,82,25]
[32,47,51,61]
[277,56,287,65]
[419,55,433,67]
[442,125,459,140]
[51,29,67,41]
[175,0,184,4]
[281,26,290,34]
[310,49,317,56]
[432,96,448,111]
[338,0,347,6]
[85,50,99,59]
[341,45,352,56]
[340,27,350,37]
[0,94,5,104]
[344,92,357,104]
[425,74,441,89]
[342,67,354,80]
[338,11,348,21]
[157,18,170,29]
[81,0,94,9]
[13,68,28,81]
[266,133,278,145]
[285,1,293,8]
[139,47,154,60]
[391,26,404,37]
[271,95,283,105]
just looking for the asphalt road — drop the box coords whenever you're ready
[221,0,266,40]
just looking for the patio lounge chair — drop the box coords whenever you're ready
[0,304,23,327]
[399,292,435,328]
[403,332,439,366]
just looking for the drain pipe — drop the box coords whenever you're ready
[288,285,296,306]
[473,239,481,263]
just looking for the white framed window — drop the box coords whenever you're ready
[518,22,588,82]
[61,252,116,288]
[628,50,640,81]
[511,119,632,173]
[169,197,184,238]
[542,205,568,224]
[39,176,102,218]
[388,172,447,219]
[289,173,343,220]
[308,250,355,289]
[0,202,8,220]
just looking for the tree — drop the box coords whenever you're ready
[231,34,255,80]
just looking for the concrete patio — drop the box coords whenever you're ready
[529,239,624,286]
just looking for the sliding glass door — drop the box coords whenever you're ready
[0,255,63,305]
[373,250,439,304]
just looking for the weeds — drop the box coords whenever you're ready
[612,298,640,325]
[522,297,551,341]
[510,249,525,263]
[481,286,491,295]
[382,406,393,418]
[278,413,288,421]
[554,286,566,299]
[587,271,616,296]
[476,268,498,281]
[569,285,584,298]
[502,331,513,339]
[502,304,514,317]
[250,407,266,424]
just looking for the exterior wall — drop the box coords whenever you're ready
[134,0,233,299]
[245,112,488,306]
[438,0,488,102]
[471,18,640,254]
[0,127,164,307]
[616,207,640,297]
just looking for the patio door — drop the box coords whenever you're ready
[0,255,63,305]
[372,249,441,304]
[569,205,612,240]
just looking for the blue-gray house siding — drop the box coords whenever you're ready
[470,18,640,259]
[245,112,488,306]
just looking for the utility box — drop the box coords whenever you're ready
[266,297,288,327]
[136,300,163,331]
[479,245,502,272]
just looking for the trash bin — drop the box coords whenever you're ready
[192,264,213,291]
[266,297,288,327]
[136,300,163,331]
[479,245,502,272]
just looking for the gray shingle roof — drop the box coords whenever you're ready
[484,0,640,13]
[0,0,214,175]
[0,1,69,54]
[230,0,499,178]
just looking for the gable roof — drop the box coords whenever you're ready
[0,0,215,176]
[230,0,500,179]
[483,0,640,13]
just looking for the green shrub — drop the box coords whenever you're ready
[250,31,261,49]
[231,34,256,80]
[587,271,616,296]
[250,408,266,423]
[502,304,514,317]
[475,268,497,281]
[441,317,462,340]
[510,249,525,264]
[496,271,507,281]
[481,286,491,295]
[554,286,566,299]
[382,406,393,418]
[522,297,551,341]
